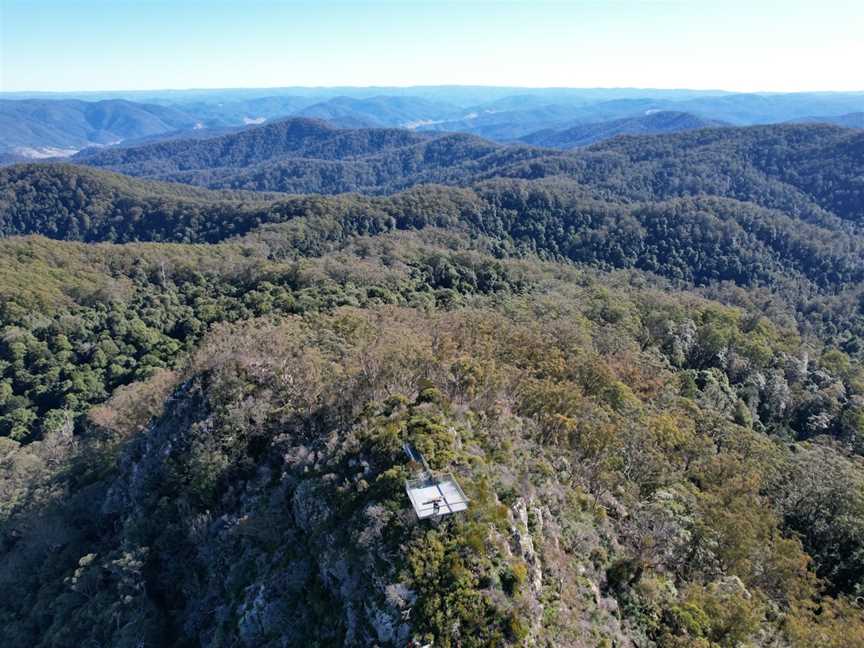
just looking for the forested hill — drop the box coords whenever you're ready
[2,232,864,647]
[0,163,287,242]
[0,98,200,155]
[587,123,864,209]
[66,121,864,225]
[518,111,726,149]
[497,123,864,223]
[791,112,864,129]
[3,162,862,291]
[73,117,434,173]
[71,116,558,194]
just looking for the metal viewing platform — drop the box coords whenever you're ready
[405,474,469,519]
[403,443,469,520]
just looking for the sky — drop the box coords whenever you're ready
[1,0,863,93]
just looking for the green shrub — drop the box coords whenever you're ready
[501,561,529,597]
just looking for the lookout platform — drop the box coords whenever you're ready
[403,442,469,520]
[405,475,469,519]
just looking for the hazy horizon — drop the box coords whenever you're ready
[4,84,864,96]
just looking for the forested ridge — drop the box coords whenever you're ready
[517,111,726,149]
[4,159,864,351]
[4,154,864,289]
[0,98,200,153]
[73,118,436,174]
[63,119,864,225]
[1,122,864,647]
[71,117,552,195]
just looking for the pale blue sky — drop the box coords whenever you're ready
[1,0,862,92]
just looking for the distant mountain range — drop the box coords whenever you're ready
[790,112,864,129]
[1,88,862,161]
[518,111,727,148]
[294,96,463,128]
[0,99,200,158]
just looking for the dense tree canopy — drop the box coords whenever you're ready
[2,122,864,647]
